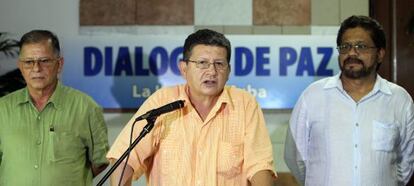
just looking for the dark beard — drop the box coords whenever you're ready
[340,57,377,79]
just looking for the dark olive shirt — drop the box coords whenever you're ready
[0,82,109,186]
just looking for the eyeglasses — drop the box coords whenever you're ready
[186,59,228,70]
[337,43,377,54]
[19,57,59,69]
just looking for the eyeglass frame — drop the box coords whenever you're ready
[336,43,377,54]
[185,59,229,70]
[19,57,61,69]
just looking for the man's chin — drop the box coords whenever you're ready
[28,83,46,90]
[342,69,368,79]
[201,88,223,97]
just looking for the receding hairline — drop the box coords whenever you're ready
[19,39,59,57]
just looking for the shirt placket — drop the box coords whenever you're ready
[352,103,361,186]
[195,121,208,186]
[33,111,43,185]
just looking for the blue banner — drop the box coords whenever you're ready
[61,35,340,109]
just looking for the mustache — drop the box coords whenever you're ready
[344,57,363,65]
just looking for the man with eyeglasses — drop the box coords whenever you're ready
[0,30,109,185]
[285,15,414,186]
[107,29,276,186]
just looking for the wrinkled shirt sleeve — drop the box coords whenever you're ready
[284,94,309,185]
[397,98,414,185]
[87,105,110,167]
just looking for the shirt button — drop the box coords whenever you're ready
[36,140,41,145]
[37,116,41,120]
[196,180,202,185]
[198,151,202,156]
[354,144,358,148]
[34,165,39,169]
[356,123,359,127]
[354,166,358,169]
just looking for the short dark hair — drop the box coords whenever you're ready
[336,15,386,49]
[183,29,231,63]
[19,30,61,56]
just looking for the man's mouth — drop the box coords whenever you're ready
[31,76,44,80]
[203,80,217,85]
[345,58,363,65]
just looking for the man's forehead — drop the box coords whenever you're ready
[19,43,55,58]
[342,28,373,42]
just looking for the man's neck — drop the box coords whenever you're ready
[187,91,220,122]
[28,83,57,111]
[341,73,377,102]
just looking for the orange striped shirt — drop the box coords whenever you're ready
[107,84,276,186]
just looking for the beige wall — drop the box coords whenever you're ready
[80,0,368,35]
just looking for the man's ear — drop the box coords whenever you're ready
[377,48,385,64]
[17,59,22,72]
[178,60,187,77]
[57,57,64,74]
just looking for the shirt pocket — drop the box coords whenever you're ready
[372,121,399,152]
[49,131,84,163]
[217,141,243,177]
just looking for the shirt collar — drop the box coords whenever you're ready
[323,72,392,95]
[16,81,63,110]
[48,81,63,109]
[216,86,233,109]
[17,88,31,105]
